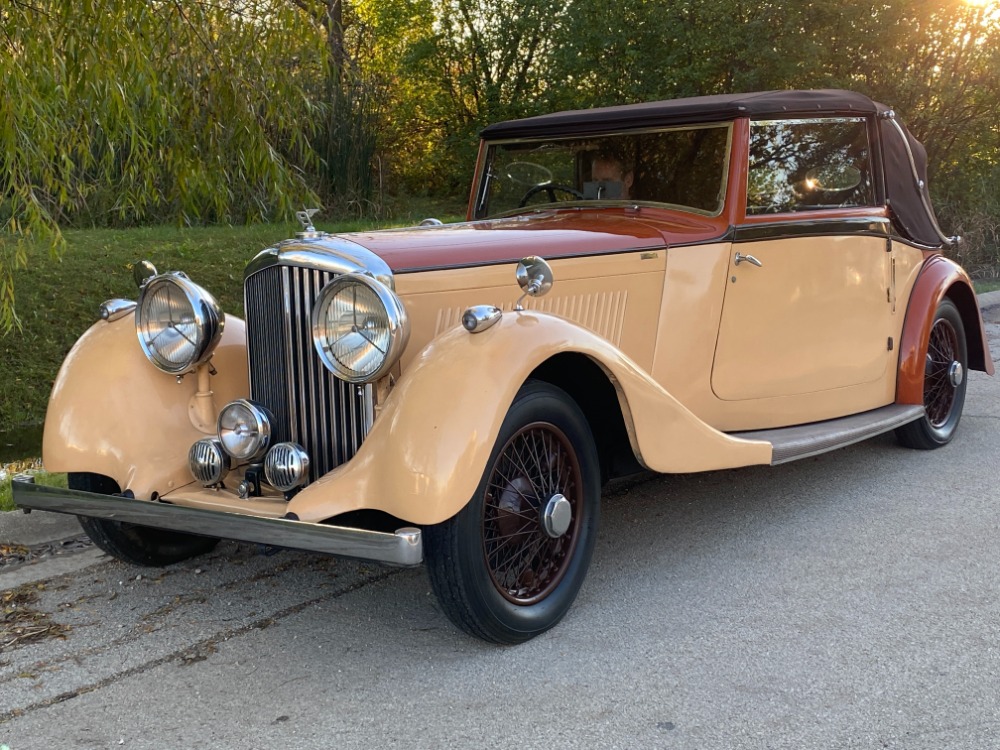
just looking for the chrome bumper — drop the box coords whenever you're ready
[12,480,422,567]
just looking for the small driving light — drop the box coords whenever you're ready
[264,443,311,492]
[188,438,231,486]
[217,400,272,461]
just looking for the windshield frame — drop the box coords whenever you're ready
[471,122,734,221]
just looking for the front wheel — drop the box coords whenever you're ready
[71,472,219,566]
[896,298,968,450]
[424,381,600,644]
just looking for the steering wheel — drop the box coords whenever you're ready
[518,183,585,208]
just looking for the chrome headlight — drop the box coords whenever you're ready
[311,273,409,383]
[218,399,272,461]
[136,274,224,374]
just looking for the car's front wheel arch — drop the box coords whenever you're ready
[424,380,601,643]
[528,352,643,483]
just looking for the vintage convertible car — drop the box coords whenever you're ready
[13,89,994,643]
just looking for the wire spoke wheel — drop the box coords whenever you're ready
[424,381,600,644]
[896,299,968,451]
[482,422,582,605]
[924,317,960,428]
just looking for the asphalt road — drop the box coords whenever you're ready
[2,306,1000,750]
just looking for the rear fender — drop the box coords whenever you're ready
[288,312,771,525]
[42,314,249,496]
[897,256,994,405]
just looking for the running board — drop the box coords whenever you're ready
[731,405,925,465]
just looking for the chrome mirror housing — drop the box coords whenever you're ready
[132,260,158,289]
[514,256,554,310]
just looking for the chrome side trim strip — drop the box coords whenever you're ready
[12,481,422,567]
[733,217,891,243]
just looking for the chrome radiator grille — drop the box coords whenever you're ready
[244,265,373,481]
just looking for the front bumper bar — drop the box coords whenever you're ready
[12,480,422,567]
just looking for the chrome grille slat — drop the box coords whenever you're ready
[245,265,373,482]
[304,274,322,472]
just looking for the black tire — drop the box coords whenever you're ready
[896,298,968,450]
[424,381,600,644]
[71,472,219,566]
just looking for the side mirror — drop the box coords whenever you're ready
[514,256,554,310]
[132,260,158,289]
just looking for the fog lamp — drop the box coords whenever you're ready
[218,400,272,461]
[188,438,231,486]
[264,443,311,492]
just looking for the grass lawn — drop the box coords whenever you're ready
[0,463,67,512]
[973,279,1000,295]
[0,198,465,439]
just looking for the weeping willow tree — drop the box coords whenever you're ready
[0,0,330,332]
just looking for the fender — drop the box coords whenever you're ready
[897,255,994,405]
[287,311,772,525]
[42,314,249,497]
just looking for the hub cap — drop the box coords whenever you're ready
[542,494,573,538]
[948,361,964,387]
[482,423,583,605]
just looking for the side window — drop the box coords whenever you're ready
[747,118,875,214]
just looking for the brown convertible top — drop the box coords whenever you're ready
[479,89,878,139]
[481,89,946,248]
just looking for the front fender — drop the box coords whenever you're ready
[42,314,249,497]
[897,256,994,405]
[288,311,771,525]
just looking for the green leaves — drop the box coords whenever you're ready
[2,0,998,334]
[0,0,324,332]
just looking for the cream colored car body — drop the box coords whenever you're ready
[39,96,993,531]
[43,229,940,526]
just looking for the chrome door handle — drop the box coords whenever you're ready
[735,253,762,267]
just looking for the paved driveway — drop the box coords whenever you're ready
[2,306,1000,750]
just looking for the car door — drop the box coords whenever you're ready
[711,117,894,403]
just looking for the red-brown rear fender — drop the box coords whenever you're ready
[897,255,994,405]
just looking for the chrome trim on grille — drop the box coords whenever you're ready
[244,235,394,289]
[245,265,374,482]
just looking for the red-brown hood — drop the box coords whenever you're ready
[335,209,725,273]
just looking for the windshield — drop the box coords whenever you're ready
[474,124,731,219]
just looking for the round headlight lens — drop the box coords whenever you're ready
[217,400,272,461]
[312,274,409,383]
[136,274,224,374]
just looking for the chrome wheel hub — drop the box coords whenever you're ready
[541,494,572,539]
[948,361,964,387]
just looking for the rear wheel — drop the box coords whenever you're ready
[71,472,219,566]
[424,381,600,644]
[896,298,968,450]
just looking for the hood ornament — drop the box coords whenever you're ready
[295,208,321,239]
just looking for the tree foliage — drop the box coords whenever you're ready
[3,0,1000,330]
